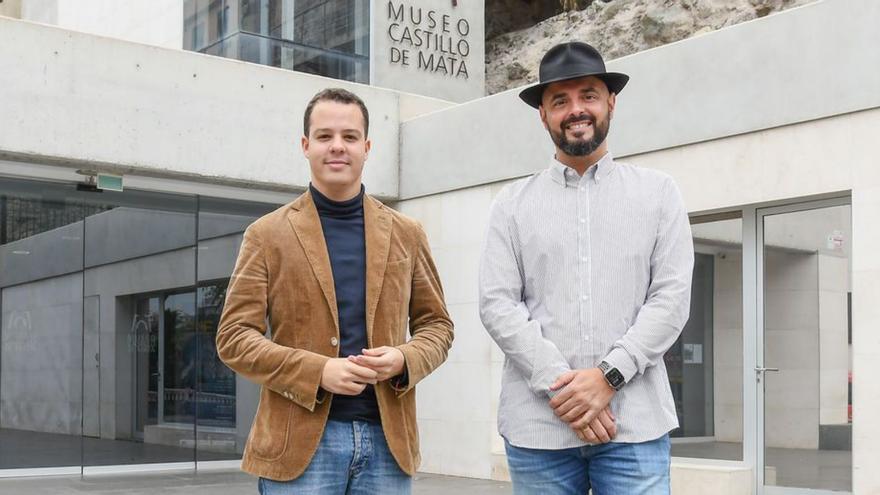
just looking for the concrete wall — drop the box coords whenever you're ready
[1,273,83,435]
[371,0,484,102]
[18,0,54,23]
[21,0,183,49]
[0,222,83,287]
[0,16,450,199]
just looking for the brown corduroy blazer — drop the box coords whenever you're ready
[216,191,454,481]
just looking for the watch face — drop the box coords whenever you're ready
[606,369,625,389]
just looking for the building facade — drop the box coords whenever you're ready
[13,0,484,102]
[1,1,878,494]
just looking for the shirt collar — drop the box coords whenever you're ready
[548,151,615,187]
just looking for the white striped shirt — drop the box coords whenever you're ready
[479,152,694,448]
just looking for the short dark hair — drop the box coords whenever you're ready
[303,88,370,137]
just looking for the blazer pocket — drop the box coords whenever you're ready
[248,395,293,460]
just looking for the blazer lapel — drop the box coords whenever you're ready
[363,195,392,346]
[287,191,339,333]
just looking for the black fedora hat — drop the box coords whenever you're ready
[519,42,629,109]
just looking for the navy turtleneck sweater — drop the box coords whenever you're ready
[310,183,380,423]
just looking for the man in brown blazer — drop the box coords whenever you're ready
[216,88,453,494]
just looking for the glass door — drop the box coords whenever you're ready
[757,199,852,494]
[0,177,85,473]
[0,173,280,476]
[80,187,197,469]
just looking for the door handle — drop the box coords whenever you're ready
[754,367,779,372]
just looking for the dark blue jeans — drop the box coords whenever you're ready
[505,434,671,495]
[258,420,411,495]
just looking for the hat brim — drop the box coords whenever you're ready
[518,72,629,109]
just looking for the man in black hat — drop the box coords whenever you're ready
[479,42,694,494]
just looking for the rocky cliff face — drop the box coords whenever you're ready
[485,0,815,95]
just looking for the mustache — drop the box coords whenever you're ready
[561,114,596,129]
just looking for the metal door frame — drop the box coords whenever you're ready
[754,196,852,495]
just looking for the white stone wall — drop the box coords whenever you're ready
[851,183,880,492]
[395,183,501,478]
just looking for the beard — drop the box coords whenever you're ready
[549,113,610,157]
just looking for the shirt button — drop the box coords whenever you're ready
[579,218,586,224]
[581,295,588,301]
[330,337,338,346]
[581,257,588,262]
[584,335,590,342]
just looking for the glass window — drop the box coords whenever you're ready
[668,213,744,461]
[80,188,198,467]
[295,0,369,56]
[188,0,369,84]
[196,281,235,431]
[184,0,240,52]
[0,178,85,470]
[0,175,284,470]
[236,32,368,83]
[195,196,281,461]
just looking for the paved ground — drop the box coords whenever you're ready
[0,470,513,495]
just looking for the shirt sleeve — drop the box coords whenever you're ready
[479,188,572,396]
[602,177,694,383]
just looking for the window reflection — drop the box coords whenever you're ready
[0,176,281,469]
[185,0,369,83]
[668,214,744,461]
[0,179,85,469]
[195,197,279,459]
[197,282,236,431]
[762,205,852,492]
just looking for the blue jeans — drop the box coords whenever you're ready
[504,434,671,495]
[258,420,411,495]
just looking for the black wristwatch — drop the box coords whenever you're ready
[598,361,625,391]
